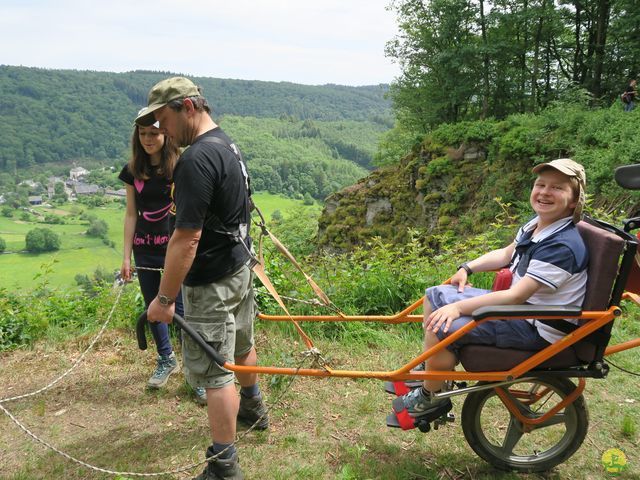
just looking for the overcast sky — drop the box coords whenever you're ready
[1,0,401,86]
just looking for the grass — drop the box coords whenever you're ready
[0,193,320,291]
[0,306,638,480]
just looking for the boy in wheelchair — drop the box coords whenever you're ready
[398,158,589,421]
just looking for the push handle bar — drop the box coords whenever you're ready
[136,311,227,367]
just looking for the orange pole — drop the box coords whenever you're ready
[605,338,640,356]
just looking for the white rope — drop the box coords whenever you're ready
[1,354,308,477]
[0,285,125,404]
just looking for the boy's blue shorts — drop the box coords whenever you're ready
[425,285,550,356]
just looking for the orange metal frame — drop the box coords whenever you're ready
[215,294,640,385]
[495,378,586,431]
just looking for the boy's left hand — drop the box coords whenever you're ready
[424,304,461,333]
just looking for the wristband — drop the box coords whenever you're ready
[457,262,473,276]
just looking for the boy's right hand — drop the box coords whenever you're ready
[451,268,472,293]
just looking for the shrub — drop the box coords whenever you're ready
[25,227,60,252]
[0,237,5,253]
[86,218,109,238]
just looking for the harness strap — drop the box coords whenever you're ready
[536,319,610,346]
[392,381,411,396]
[391,397,416,430]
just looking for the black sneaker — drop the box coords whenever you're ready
[237,393,269,430]
[194,451,244,480]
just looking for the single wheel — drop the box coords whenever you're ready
[461,377,588,473]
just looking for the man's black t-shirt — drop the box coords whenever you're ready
[173,127,251,286]
[118,165,173,255]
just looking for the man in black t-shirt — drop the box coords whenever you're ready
[144,77,266,480]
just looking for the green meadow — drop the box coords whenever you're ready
[0,192,320,291]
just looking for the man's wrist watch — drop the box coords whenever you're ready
[157,293,175,306]
[457,262,473,276]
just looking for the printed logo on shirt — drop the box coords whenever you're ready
[133,233,170,247]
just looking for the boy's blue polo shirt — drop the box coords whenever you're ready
[511,216,589,343]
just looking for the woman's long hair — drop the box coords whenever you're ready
[128,126,180,180]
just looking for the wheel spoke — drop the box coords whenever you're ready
[530,411,568,429]
[500,416,524,454]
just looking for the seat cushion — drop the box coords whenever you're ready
[459,345,583,372]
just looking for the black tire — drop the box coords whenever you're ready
[461,377,589,473]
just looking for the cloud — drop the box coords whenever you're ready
[0,0,399,85]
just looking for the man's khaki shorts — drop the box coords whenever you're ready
[182,265,256,389]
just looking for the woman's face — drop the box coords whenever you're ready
[138,125,165,157]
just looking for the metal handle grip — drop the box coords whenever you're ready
[136,311,227,367]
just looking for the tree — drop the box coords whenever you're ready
[25,227,60,252]
[386,0,635,138]
[86,218,109,238]
[52,182,67,203]
[0,237,6,253]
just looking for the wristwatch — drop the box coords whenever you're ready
[157,293,175,306]
[457,262,473,276]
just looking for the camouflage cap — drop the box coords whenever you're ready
[135,77,201,126]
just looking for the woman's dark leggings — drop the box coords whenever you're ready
[134,253,184,357]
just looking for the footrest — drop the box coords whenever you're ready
[384,380,423,395]
[386,397,454,433]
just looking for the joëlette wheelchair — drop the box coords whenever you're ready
[137,164,640,473]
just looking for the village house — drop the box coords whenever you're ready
[69,167,89,182]
[105,188,127,198]
[74,183,100,196]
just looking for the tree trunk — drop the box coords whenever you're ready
[479,0,490,119]
[592,0,611,98]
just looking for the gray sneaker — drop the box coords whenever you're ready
[194,451,244,480]
[147,352,179,389]
[237,393,269,430]
[194,386,208,406]
[400,386,452,418]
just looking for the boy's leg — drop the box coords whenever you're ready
[421,296,456,393]
[423,331,456,393]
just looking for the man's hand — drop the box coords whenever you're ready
[424,303,461,334]
[148,296,175,324]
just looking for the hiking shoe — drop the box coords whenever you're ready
[194,386,208,406]
[194,451,244,480]
[400,386,452,418]
[147,352,178,389]
[237,393,269,430]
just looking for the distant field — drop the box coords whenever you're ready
[0,192,320,291]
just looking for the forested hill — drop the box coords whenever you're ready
[0,65,391,170]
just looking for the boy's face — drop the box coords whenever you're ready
[530,169,577,223]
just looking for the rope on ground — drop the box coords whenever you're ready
[0,284,125,404]
[0,351,312,477]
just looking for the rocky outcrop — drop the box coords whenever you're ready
[317,141,529,250]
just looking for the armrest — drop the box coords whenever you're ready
[472,305,582,321]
